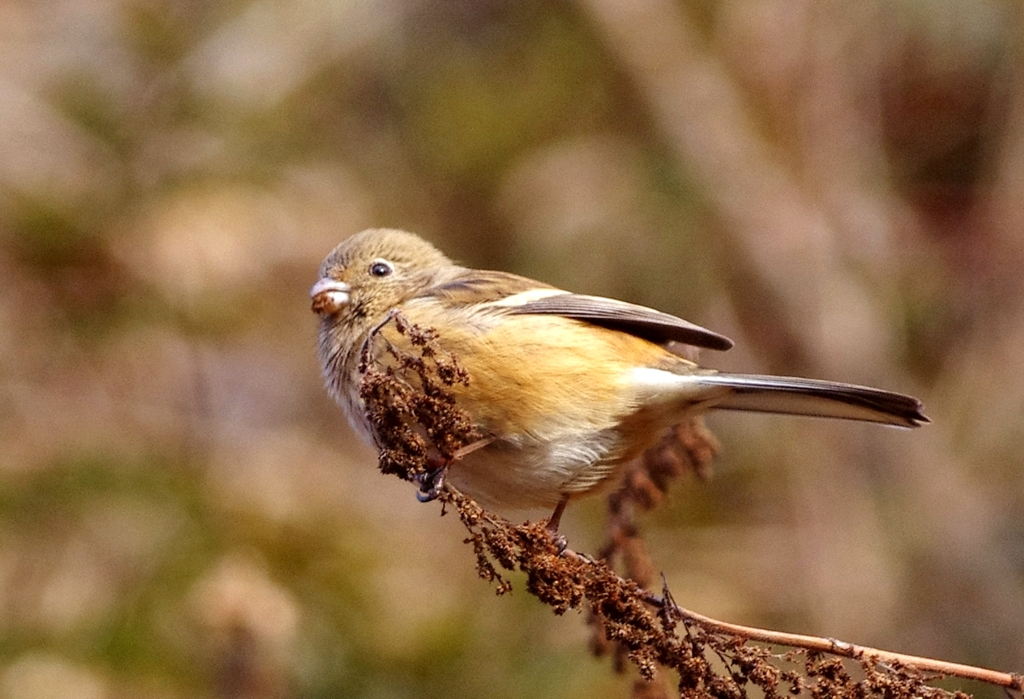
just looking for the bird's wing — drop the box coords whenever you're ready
[429,270,734,351]
[509,293,734,351]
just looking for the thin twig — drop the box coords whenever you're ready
[548,541,1022,691]
[639,589,1023,691]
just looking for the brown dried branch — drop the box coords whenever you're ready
[356,316,1023,698]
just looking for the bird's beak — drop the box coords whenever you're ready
[310,278,351,315]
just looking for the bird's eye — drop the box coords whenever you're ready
[369,260,394,277]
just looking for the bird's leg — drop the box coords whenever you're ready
[546,494,570,532]
[452,436,494,459]
[545,495,570,554]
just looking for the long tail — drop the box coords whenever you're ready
[695,373,929,428]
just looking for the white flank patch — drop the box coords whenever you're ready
[627,367,708,402]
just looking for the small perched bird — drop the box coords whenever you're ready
[312,228,927,522]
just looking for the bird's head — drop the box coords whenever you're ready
[311,228,453,330]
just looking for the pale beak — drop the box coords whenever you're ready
[310,278,351,315]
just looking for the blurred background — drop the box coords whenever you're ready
[2,0,1023,697]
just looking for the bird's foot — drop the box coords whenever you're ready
[415,466,448,502]
[551,533,568,555]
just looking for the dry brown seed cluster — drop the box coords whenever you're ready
[358,313,479,481]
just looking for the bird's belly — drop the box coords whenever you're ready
[447,428,626,510]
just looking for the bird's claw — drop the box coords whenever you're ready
[415,467,447,502]
[552,533,568,555]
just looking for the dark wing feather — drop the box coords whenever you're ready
[429,270,734,351]
[511,293,734,351]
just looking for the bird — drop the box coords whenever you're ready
[311,228,928,525]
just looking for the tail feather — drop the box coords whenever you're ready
[696,373,929,428]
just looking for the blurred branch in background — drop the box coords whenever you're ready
[0,0,1022,698]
